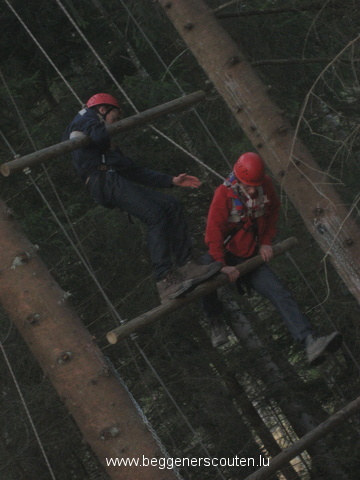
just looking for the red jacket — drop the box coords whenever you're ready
[205,175,280,264]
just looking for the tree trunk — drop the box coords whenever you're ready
[0,200,176,480]
[157,0,360,304]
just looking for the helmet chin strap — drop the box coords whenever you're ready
[232,173,252,200]
[100,106,115,121]
[239,183,252,199]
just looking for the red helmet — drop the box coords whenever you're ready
[234,152,265,186]
[86,93,121,109]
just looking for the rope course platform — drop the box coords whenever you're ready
[0,90,205,176]
[106,237,299,344]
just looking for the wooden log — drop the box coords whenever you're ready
[106,237,298,344]
[0,90,205,176]
[243,395,360,480]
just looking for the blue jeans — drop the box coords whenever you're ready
[201,251,313,344]
[87,171,192,280]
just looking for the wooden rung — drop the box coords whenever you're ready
[106,237,299,344]
[1,90,206,177]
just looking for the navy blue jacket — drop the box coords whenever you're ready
[64,108,174,187]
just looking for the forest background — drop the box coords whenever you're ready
[0,0,359,479]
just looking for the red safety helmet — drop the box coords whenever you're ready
[234,152,265,186]
[86,93,121,110]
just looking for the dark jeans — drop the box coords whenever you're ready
[87,171,192,280]
[201,251,313,344]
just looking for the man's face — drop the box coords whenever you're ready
[241,183,258,197]
[98,105,122,124]
[104,107,122,124]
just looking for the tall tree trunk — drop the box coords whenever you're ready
[157,0,360,304]
[0,200,176,480]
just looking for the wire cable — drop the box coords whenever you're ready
[54,0,226,182]
[3,0,82,105]
[117,0,232,168]
[0,341,57,480]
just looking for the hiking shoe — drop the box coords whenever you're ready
[209,316,229,348]
[177,260,222,286]
[306,331,343,367]
[156,271,191,303]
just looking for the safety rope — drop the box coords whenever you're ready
[131,339,228,480]
[0,341,57,480]
[2,1,359,477]
[54,0,226,182]
[26,169,228,476]
[117,0,232,169]
[110,355,186,480]
[3,0,82,105]
[3,0,227,186]
[0,94,223,480]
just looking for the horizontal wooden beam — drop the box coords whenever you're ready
[1,90,205,177]
[106,237,298,344]
[243,395,360,480]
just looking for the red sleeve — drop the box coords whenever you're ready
[205,186,231,264]
[260,176,281,246]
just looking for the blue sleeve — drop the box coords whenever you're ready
[69,109,110,151]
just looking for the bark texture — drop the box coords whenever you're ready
[0,200,176,480]
[158,0,360,303]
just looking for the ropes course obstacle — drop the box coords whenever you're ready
[0,91,205,177]
[106,237,299,344]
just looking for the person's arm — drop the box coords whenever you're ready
[110,152,201,189]
[172,173,201,188]
[70,109,111,151]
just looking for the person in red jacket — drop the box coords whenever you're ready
[202,152,342,366]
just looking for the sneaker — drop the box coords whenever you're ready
[306,331,343,367]
[156,271,191,303]
[209,316,229,348]
[177,260,222,286]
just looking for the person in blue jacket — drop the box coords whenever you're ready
[64,93,221,302]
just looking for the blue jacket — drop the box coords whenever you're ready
[63,107,174,187]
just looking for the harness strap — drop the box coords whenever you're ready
[85,164,120,177]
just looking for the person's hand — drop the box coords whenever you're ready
[172,173,201,188]
[259,244,273,262]
[221,266,240,283]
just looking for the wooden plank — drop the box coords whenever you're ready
[106,237,298,344]
[1,90,205,176]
